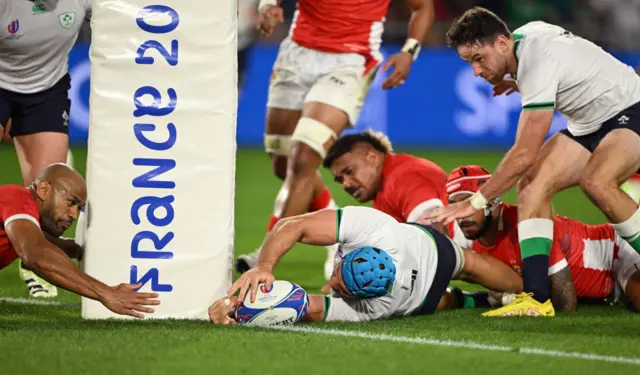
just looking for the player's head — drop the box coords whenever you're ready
[446,7,512,84]
[327,246,396,298]
[323,130,392,202]
[31,163,87,237]
[446,165,500,240]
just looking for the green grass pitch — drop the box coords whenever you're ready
[1,144,639,375]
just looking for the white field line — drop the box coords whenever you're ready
[266,325,640,366]
[4,297,639,366]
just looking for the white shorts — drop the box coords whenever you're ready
[267,37,379,126]
[613,235,640,301]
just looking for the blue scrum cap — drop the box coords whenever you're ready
[340,246,396,298]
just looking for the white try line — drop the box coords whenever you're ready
[0,296,79,307]
[267,325,640,366]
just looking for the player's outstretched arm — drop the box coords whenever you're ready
[229,209,338,302]
[303,295,327,322]
[549,266,577,312]
[6,219,160,318]
[458,249,523,294]
[44,233,83,260]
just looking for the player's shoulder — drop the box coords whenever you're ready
[384,153,446,180]
[0,184,31,198]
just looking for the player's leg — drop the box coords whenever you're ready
[8,75,72,298]
[579,128,640,253]
[613,235,640,312]
[498,133,590,310]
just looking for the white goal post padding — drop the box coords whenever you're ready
[81,0,237,319]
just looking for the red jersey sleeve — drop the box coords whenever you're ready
[0,185,40,229]
[386,168,448,222]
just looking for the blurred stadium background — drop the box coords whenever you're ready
[2,2,640,374]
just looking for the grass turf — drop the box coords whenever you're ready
[1,145,639,375]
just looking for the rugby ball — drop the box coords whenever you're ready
[235,280,308,326]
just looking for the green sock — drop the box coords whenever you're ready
[612,207,640,254]
[519,218,553,303]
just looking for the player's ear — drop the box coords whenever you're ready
[35,180,52,201]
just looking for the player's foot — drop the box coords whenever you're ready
[324,243,339,280]
[19,260,58,298]
[481,292,555,317]
[235,249,260,274]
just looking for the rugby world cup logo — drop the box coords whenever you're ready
[7,19,19,34]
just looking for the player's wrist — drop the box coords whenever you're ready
[469,191,489,210]
[401,38,422,61]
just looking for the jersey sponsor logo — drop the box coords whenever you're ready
[32,5,46,15]
[409,269,418,295]
[7,19,22,40]
[59,12,76,29]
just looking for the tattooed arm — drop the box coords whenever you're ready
[549,266,577,312]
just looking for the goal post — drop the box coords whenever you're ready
[81,0,237,319]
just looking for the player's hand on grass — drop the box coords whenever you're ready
[208,296,240,325]
[228,266,275,303]
[258,5,284,37]
[426,199,478,226]
[492,78,518,96]
[100,283,160,319]
[382,52,413,90]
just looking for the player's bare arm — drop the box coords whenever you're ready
[549,266,577,312]
[7,219,160,318]
[458,249,523,294]
[428,108,554,225]
[44,232,83,260]
[382,0,433,89]
[229,209,338,302]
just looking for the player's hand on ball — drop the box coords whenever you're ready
[492,78,518,96]
[258,5,284,37]
[100,283,160,319]
[228,266,275,303]
[382,52,413,90]
[208,296,240,325]
[427,200,478,226]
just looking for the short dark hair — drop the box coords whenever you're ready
[323,132,390,169]
[446,7,510,49]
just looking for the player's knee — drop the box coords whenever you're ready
[579,172,611,201]
[265,134,292,180]
[288,142,321,179]
[290,117,337,162]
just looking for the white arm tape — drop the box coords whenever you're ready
[401,38,422,61]
[258,0,278,12]
[469,191,488,210]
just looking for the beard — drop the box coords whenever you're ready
[39,204,63,237]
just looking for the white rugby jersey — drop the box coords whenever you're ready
[324,206,463,322]
[0,0,91,93]
[513,21,640,136]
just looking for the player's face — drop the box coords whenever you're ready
[457,37,510,85]
[41,181,87,237]
[448,193,487,240]
[328,261,354,297]
[329,150,380,202]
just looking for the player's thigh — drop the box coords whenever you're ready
[10,77,71,184]
[518,132,590,204]
[582,128,640,188]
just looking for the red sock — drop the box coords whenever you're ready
[266,215,279,232]
[309,187,333,212]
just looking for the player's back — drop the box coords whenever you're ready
[0,184,40,269]
[514,21,640,135]
[373,153,448,222]
[290,0,391,56]
[336,206,440,318]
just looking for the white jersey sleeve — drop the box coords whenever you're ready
[324,294,394,322]
[337,206,398,250]
[515,35,560,110]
